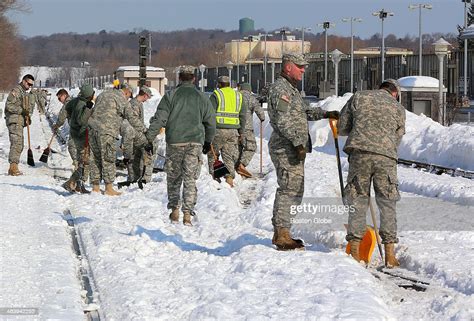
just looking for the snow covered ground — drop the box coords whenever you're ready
[0,93,473,320]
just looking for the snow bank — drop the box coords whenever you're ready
[399,112,474,171]
[306,95,474,171]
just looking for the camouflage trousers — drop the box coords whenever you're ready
[165,143,202,212]
[122,127,150,182]
[238,130,257,167]
[207,128,239,178]
[269,135,305,229]
[344,152,400,244]
[88,128,117,184]
[7,123,24,164]
[68,135,92,183]
[67,135,78,170]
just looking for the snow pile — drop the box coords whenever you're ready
[399,112,474,171]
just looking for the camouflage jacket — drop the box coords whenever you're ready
[88,89,146,140]
[338,89,406,160]
[4,84,31,126]
[120,97,144,138]
[147,81,216,145]
[56,96,72,128]
[241,90,265,132]
[267,75,326,148]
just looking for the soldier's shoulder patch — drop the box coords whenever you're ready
[277,95,290,112]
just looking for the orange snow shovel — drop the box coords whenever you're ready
[39,133,56,163]
[210,144,230,179]
[329,119,378,264]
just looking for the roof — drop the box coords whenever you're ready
[398,76,446,92]
[116,66,164,72]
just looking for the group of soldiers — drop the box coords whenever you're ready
[4,52,405,263]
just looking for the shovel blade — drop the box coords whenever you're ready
[213,160,230,179]
[27,149,36,167]
[345,225,377,264]
[39,148,50,163]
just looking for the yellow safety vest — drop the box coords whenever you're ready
[214,87,242,126]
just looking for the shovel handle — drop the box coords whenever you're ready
[329,118,338,138]
[26,116,32,148]
[210,143,218,161]
[47,132,56,149]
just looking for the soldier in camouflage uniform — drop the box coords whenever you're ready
[88,84,147,196]
[119,86,153,183]
[338,79,406,267]
[4,74,35,176]
[267,53,339,251]
[147,65,216,226]
[30,89,49,115]
[236,83,265,178]
[207,76,247,187]
[53,89,80,170]
[61,84,95,194]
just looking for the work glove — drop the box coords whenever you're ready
[21,108,29,117]
[295,144,307,161]
[52,123,60,133]
[324,110,340,119]
[144,142,154,154]
[202,141,211,154]
[85,101,94,109]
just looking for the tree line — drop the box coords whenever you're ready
[0,3,463,91]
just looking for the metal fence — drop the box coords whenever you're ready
[205,49,474,100]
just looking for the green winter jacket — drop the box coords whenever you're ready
[146,81,216,145]
[66,97,92,140]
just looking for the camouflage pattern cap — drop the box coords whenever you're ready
[179,65,196,74]
[140,85,153,97]
[217,75,230,83]
[382,78,401,98]
[239,83,252,91]
[282,53,308,66]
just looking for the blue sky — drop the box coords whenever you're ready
[8,0,465,39]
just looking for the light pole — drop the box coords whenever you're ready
[243,36,254,87]
[199,64,206,92]
[331,49,344,97]
[275,28,290,57]
[342,17,362,93]
[409,4,432,76]
[318,21,335,86]
[295,27,311,95]
[463,0,471,102]
[236,39,241,83]
[372,9,394,82]
[259,33,273,85]
[433,38,451,125]
[226,61,234,85]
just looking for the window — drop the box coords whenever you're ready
[413,100,431,117]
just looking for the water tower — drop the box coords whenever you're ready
[239,17,255,35]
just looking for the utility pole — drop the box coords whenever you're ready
[138,36,147,87]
